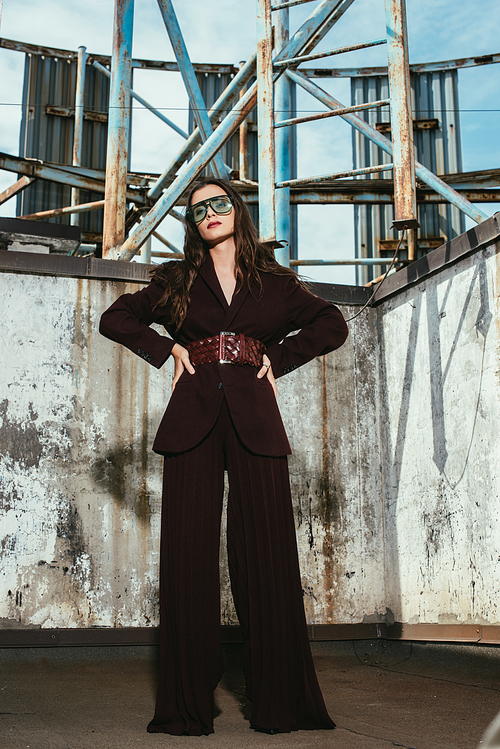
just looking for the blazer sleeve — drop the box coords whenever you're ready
[265,278,348,379]
[99,280,175,369]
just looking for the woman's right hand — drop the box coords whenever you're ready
[171,343,195,393]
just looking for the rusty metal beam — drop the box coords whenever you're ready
[274,37,386,68]
[274,0,291,265]
[439,168,500,188]
[238,62,249,181]
[151,250,184,259]
[257,0,276,243]
[385,0,416,230]
[0,36,237,74]
[102,0,135,258]
[0,152,148,198]
[276,163,394,188]
[71,45,88,227]
[234,182,500,204]
[0,152,144,202]
[19,200,105,221]
[0,175,35,206]
[275,98,390,128]
[271,0,316,10]
[301,51,500,77]
[45,104,108,123]
[2,34,498,76]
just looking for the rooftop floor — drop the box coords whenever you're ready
[1,639,499,749]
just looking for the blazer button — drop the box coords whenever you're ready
[218,382,223,389]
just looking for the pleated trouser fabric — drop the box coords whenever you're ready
[147,400,335,736]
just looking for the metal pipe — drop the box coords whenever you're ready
[385,0,416,223]
[257,0,276,243]
[169,207,185,223]
[93,60,189,139]
[275,98,390,128]
[274,37,387,68]
[152,230,183,254]
[151,250,184,259]
[140,236,152,264]
[277,163,394,188]
[238,188,500,204]
[71,46,88,226]
[0,175,35,206]
[271,0,316,10]
[102,0,135,258]
[286,69,489,224]
[407,227,416,261]
[156,0,227,180]
[296,51,500,78]
[290,258,401,265]
[118,0,362,259]
[274,0,291,266]
[147,53,257,199]
[238,61,249,181]
[19,199,105,221]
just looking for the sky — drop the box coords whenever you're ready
[0,0,499,284]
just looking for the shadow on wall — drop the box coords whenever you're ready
[91,438,158,525]
[381,248,494,622]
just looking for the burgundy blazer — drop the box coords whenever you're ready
[99,257,348,456]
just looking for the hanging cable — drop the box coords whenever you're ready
[345,228,406,322]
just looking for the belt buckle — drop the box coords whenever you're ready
[219,331,236,364]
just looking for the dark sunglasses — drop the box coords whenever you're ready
[186,194,233,224]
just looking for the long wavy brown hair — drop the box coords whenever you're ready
[151,178,306,331]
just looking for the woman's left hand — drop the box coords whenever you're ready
[257,354,277,398]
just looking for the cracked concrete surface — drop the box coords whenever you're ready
[1,640,499,749]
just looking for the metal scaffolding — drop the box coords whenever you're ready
[0,0,497,270]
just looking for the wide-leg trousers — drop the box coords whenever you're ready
[147,400,335,736]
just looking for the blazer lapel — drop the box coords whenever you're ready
[223,273,253,330]
[198,255,228,311]
[198,255,254,331]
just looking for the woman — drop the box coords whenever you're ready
[99,178,348,736]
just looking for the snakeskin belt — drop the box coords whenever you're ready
[187,332,265,368]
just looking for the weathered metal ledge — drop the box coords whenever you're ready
[1,211,498,308]
[0,623,498,648]
[0,250,372,306]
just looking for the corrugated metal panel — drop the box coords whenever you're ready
[190,72,298,256]
[17,54,109,236]
[352,70,465,284]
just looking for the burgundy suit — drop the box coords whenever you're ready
[99,257,348,735]
[100,256,348,456]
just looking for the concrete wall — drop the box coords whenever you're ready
[0,270,384,630]
[1,233,499,632]
[379,240,500,626]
